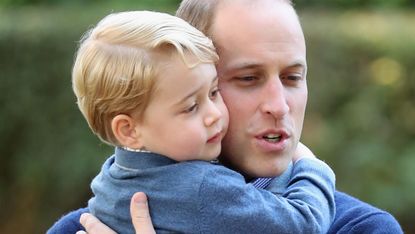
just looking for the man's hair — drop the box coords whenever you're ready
[72,11,218,146]
[176,0,293,36]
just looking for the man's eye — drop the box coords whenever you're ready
[282,74,302,81]
[237,76,257,81]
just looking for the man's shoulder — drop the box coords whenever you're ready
[47,207,88,234]
[329,191,403,234]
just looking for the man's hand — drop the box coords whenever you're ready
[293,142,316,162]
[78,192,156,234]
[130,192,156,234]
[76,213,116,234]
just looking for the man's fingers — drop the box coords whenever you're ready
[79,213,116,234]
[130,192,156,234]
[293,142,316,162]
[79,193,155,234]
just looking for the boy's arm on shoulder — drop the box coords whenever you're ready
[328,191,403,234]
[47,207,88,234]
[275,157,336,233]
[197,162,335,234]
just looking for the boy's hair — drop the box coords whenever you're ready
[72,11,218,146]
[176,0,293,36]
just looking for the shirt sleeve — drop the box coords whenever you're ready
[328,191,402,234]
[46,207,88,234]
[198,158,335,234]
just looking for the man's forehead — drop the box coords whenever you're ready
[212,0,302,40]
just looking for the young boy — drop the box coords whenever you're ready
[71,11,335,234]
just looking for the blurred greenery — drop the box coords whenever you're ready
[294,0,415,9]
[300,8,415,232]
[0,1,414,233]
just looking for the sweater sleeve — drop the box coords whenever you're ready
[198,158,335,234]
[328,191,403,234]
[46,207,88,234]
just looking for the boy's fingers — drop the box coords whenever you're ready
[80,213,116,234]
[130,192,156,234]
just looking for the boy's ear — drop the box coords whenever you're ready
[111,114,143,149]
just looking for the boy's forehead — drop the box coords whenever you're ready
[154,49,205,67]
[154,54,216,91]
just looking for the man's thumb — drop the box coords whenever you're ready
[130,192,156,234]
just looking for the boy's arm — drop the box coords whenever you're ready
[198,158,335,234]
[281,158,335,232]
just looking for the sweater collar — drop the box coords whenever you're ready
[114,147,177,170]
[265,162,293,194]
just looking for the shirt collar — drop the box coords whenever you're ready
[114,147,177,170]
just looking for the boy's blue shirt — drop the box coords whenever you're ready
[47,191,403,234]
[88,148,334,233]
[46,147,401,233]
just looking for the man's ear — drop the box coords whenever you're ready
[111,114,143,149]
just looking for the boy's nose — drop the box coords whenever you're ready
[204,101,223,127]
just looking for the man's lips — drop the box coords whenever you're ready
[255,129,289,141]
[254,129,290,152]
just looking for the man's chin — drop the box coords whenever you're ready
[249,157,292,178]
[218,152,292,178]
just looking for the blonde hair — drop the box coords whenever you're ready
[176,0,293,36]
[72,11,218,146]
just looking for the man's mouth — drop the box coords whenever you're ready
[262,134,282,143]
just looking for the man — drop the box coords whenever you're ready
[49,0,403,233]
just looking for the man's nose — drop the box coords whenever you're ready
[259,78,289,119]
[204,100,223,127]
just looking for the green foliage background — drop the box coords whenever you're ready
[0,1,414,233]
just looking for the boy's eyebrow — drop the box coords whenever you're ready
[211,76,218,84]
[175,76,218,105]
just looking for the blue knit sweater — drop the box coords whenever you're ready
[47,148,402,233]
[49,147,335,233]
[47,191,403,234]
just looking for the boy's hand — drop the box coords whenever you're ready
[78,192,155,234]
[293,142,316,162]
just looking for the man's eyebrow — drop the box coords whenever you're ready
[285,58,307,68]
[286,61,307,75]
[226,62,261,71]
[226,60,307,71]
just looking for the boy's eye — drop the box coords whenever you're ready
[184,102,198,113]
[209,88,220,100]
